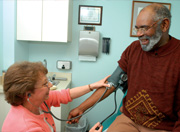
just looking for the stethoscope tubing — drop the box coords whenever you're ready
[42,88,109,121]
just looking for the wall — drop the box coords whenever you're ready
[168,0,180,37]
[0,0,3,75]
[14,0,29,63]
[1,0,29,72]
[1,0,180,129]
[2,0,15,70]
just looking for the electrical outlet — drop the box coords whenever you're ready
[57,60,71,70]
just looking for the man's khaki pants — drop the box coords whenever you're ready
[107,113,170,132]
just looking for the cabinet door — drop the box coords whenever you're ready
[17,0,42,41]
[42,0,69,42]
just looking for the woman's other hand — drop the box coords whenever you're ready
[89,122,103,132]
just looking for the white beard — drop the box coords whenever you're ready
[139,27,163,51]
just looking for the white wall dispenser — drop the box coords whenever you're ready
[78,31,99,61]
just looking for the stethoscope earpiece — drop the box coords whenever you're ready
[28,93,31,97]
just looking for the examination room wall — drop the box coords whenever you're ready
[1,0,180,129]
[0,0,3,75]
[2,0,15,70]
[1,0,29,73]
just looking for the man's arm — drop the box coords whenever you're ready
[67,66,126,124]
[172,79,180,132]
[76,65,127,112]
[67,85,115,123]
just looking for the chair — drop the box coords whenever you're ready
[102,90,127,131]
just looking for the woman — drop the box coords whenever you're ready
[2,61,107,132]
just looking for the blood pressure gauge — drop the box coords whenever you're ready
[121,73,128,82]
[119,73,128,85]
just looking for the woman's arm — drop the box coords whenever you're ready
[69,75,110,99]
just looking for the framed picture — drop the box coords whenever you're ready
[78,5,103,25]
[130,1,171,37]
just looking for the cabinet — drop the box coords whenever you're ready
[17,0,72,42]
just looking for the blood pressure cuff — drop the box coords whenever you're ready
[107,66,127,92]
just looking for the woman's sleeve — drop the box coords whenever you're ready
[47,89,73,107]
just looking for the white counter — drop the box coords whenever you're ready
[0,85,3,93]
[0,76,3,93]
[48,72,71,90]
[47,72,72,132]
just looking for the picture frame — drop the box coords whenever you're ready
[78,5,103,25]
[130,1,171,37]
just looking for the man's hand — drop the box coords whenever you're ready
[66,107,84,124]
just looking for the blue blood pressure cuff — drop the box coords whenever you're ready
[107,66,128,93]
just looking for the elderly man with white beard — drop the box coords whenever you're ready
[67,3,180,132]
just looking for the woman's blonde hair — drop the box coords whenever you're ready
[3,61,48,106]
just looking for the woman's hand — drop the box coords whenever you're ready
[89,122,103,132]
[90,75,111,90]
[69,75,111,99]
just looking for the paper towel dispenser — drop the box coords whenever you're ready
[79,31,99,61]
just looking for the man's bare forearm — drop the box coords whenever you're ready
[77,85,115,112]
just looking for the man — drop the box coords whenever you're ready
[67,3,180,132]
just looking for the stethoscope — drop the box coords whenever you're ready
[27,87,109,121]
[28,86,118,131]
[28,73,127,130]
[40,86,118,132]
[41,86,118,131]
[42,86,110,121]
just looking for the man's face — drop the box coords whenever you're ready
[139,24,163,51]
[135,9,163,51]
